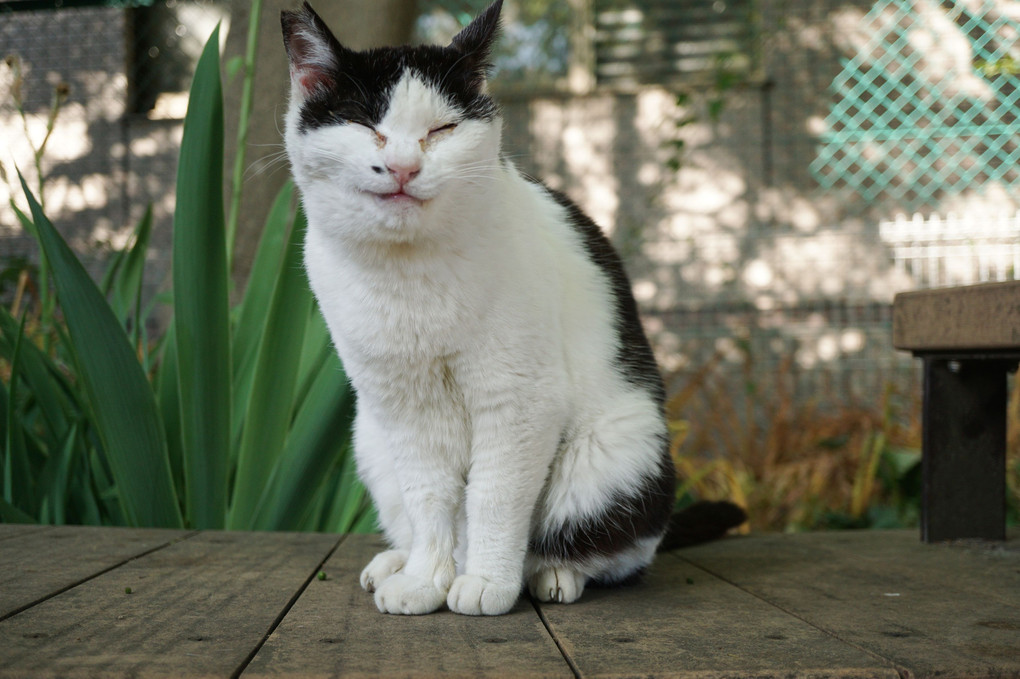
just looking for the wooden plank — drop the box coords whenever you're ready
[0,523,50,542]
[681,530,1020,678]
[0,529,340,678]
[0,525,189,620]
[893,280,1020,351]
[536,547,898,678]
[242,534,573,679]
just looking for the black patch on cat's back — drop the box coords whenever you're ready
[527,184,676,571]
[536,182,665,404]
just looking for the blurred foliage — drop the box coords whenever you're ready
[0,25,369,533]
[668,343,1020,532]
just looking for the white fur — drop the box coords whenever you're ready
[286,70,666,616]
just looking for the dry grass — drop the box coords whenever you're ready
[666,350,1019,532]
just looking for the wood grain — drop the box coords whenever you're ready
[0,523,49,542]
[3,527,1018,677]
[0,525,189,620]
[681,530,1020,678]
[537,547,898,678]
[893,280,1020,351]
[242,533,573,679]
[0,530,339,678]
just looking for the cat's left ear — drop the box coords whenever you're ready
[450,0,502,81]
[281,2,349,98]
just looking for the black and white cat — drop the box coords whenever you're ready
[281,0,744,616]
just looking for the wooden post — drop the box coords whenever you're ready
[921,357,1008,542]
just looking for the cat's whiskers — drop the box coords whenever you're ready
[245,148,291,180]
[306,147,356,167]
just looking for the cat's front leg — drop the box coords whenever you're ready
[447,394,563,616]
[361,400,467,615]
[371,481,460,615]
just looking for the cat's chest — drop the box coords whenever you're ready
[306,243,486,362]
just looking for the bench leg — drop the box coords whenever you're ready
[921,358,1007,543]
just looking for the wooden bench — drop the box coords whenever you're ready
[893,280,1020,543]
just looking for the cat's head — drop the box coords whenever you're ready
[282,1,504,242]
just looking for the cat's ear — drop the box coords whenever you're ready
[450,0,502,80]
[281,2,347,97]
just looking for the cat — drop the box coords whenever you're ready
[281,0,745,616]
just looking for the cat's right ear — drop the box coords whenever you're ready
[450,0,502,81]
[281,2,344,98]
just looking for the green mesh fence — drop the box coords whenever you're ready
[811,0,1020,209]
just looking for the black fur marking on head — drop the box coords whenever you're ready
[282,1,502,134]
[536,182,666,403]
[529,437,676,565]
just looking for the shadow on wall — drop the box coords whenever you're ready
[0,4,225,325]
[500,0,1018,401]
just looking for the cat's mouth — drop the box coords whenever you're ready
[368,189,426,207]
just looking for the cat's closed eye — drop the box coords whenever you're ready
[428,123,458,138]
[330,113,376,134]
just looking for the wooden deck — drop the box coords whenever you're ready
[1,524,1018,678]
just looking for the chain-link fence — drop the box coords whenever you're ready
[811,0,1020,210]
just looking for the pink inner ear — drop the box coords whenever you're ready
[292,65,333,94]
[301,71,330,92]
[286,26,335,95]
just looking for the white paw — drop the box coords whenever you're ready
[528,567,586,604]
[360,549,408,593]
[374,573,448,615]
[447,574,520,616]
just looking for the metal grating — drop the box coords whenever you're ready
[811,0,1020,208]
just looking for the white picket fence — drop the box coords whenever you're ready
[879,211,1020,288]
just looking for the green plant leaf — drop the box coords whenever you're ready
[293,307,333,410]
[0,307,73,448]
[350,500,378,534]
[36,422,79,525]
[230,207,314,529]
[318,441,369,533]
[253,349,357,531]
[231,181,294,451]
[3,321,33,511]
[172,25,231,529]
[0,497,36,524]
[155,326,186,509]
[111,206,154,337]
[18,172,182,528]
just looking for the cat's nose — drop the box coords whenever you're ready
[387,162,420,187]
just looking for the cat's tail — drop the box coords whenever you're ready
[657,500,748,552]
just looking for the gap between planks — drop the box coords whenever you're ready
[530,595,583,679]
[230,533,349,679]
